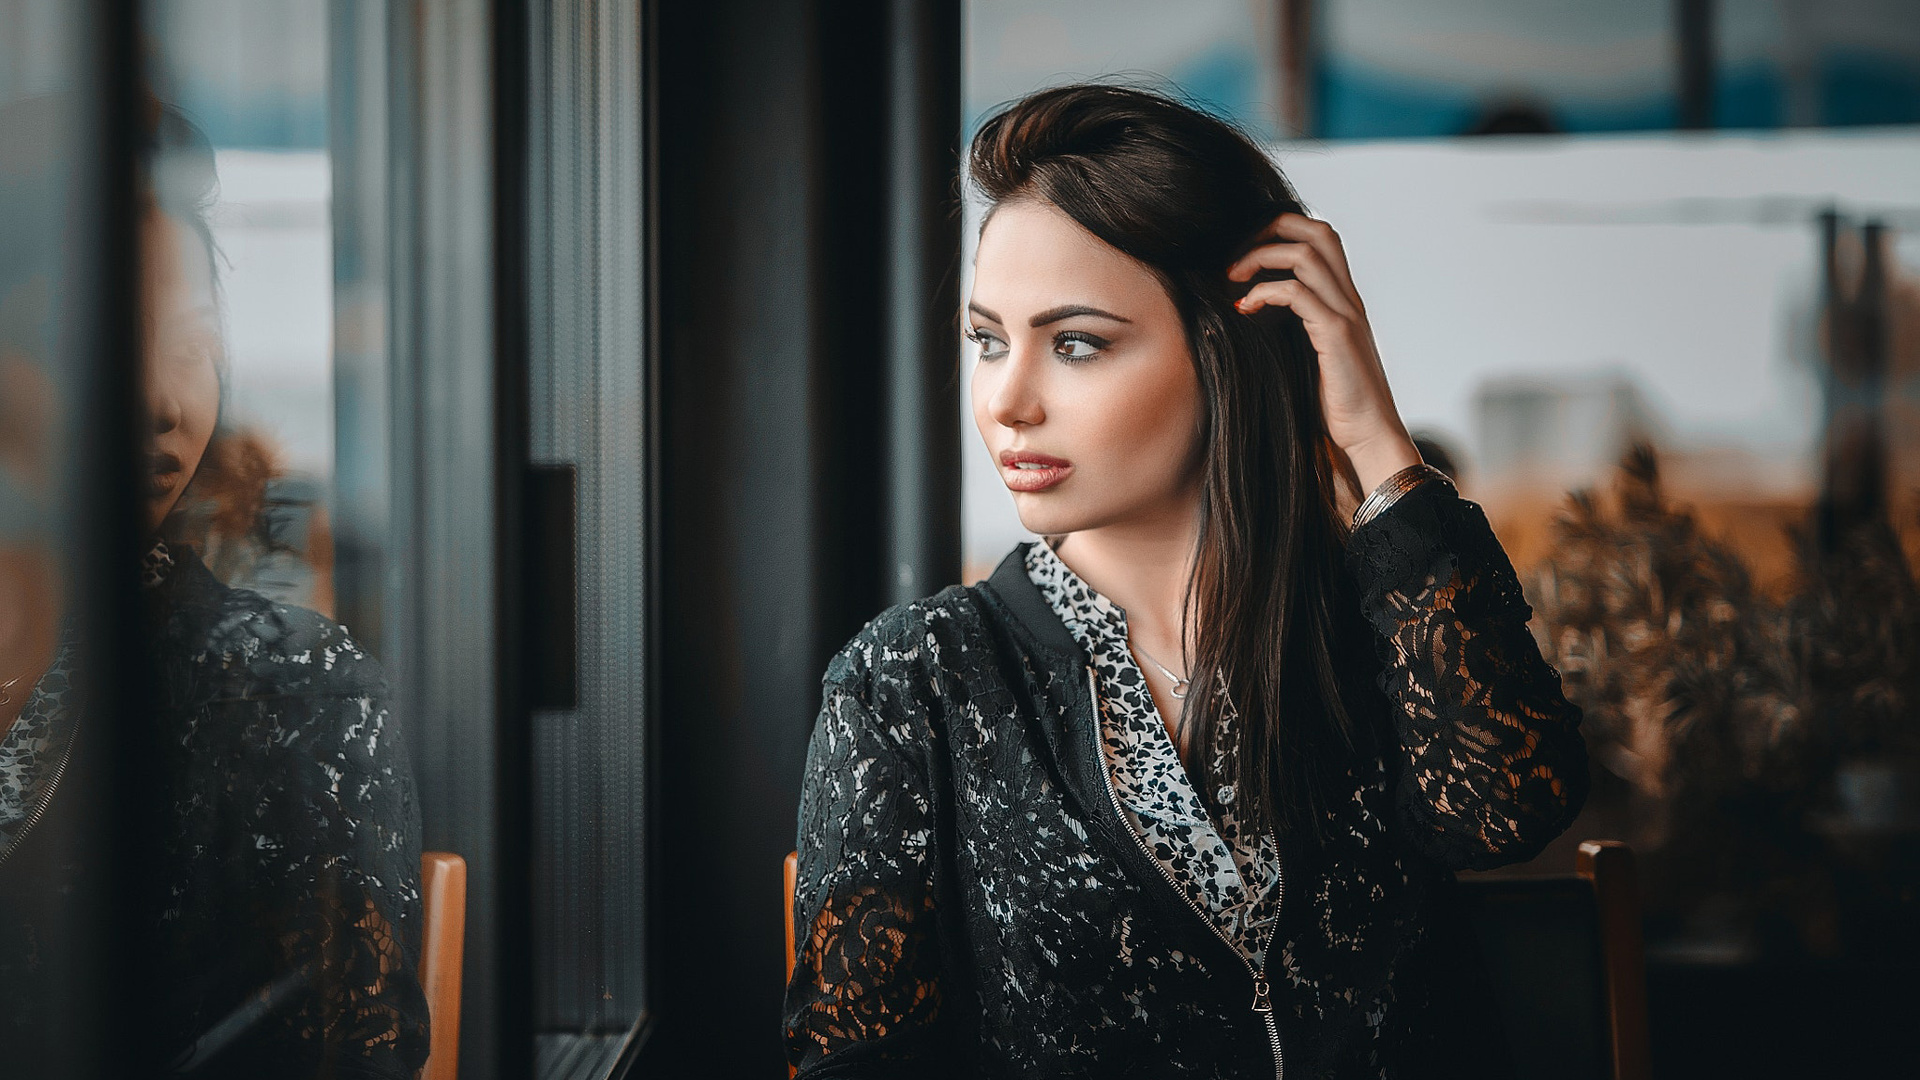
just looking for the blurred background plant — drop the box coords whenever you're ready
[1528,441,1920,962]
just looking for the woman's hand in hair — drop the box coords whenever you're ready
[1227,212,1421,505]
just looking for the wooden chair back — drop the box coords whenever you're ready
[784,851,799,1077]
[419,851,469,1080]
[784,850,800,982]
[1458,839,1651,1080]
[1577,840,1652,1079]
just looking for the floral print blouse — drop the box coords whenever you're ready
[0,638,71,851]
[0,538,175,851]
[1024,538,1284,968]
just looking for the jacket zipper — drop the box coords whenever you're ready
[0,715,77,870]
[1088,667,1286,1080]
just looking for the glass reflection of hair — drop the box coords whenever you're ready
[0,101,429,1079]
[143,105,287,567]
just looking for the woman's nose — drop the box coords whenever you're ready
[149,383,183,436]
[986,351,1045,429]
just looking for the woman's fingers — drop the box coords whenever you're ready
[1232,213,1362,312]
[1233,276,1350,333]
[1229,213,1415,489]
[1225,240,1362,321]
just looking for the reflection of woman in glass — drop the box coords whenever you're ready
[786,86,1589,1078]
[0,105,428,1078]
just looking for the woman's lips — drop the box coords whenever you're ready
[147,451,182,498]
[999,449,1073,493]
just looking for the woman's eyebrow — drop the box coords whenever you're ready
[967,301,1003,325]
[1029,304,1131,327]
[967,301,1134,327]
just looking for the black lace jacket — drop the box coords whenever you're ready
[785,481,1589,1079]
[0,546,428,1079]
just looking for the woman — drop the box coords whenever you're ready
[0,101,428,1078]
[785,85,1588,1078]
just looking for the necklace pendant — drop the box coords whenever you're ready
[1130,639,1192,701]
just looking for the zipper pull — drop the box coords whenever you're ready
[1250,977,1273,1015]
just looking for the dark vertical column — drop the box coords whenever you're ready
[1817,211,1890,550]
[644,0,961,1072]
[885,0,963,606]
[811,0,889,654]
[492,0,536,1077]
[651,0,831,1067]
[1278,0,1318,138]
[1676,0,1716,130]
[81,0,163,1075]
[650,1,841,1068]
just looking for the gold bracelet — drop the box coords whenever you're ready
[1351,462,1451,530]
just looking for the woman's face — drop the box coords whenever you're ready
[141,207,221,532]
[969,198,1205,539]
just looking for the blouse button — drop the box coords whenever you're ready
[1217,784,1236,805]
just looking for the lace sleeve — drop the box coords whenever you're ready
[1344,480,1589,871]
[170,613,429,1079]
[260,687,428,1080]
[785,684,958,1078]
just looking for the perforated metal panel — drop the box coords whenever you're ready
[524,0,649,1035]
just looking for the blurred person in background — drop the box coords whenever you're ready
[0,99,427,1079]
[786,85,1588,1078]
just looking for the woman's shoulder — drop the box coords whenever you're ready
[826,582,985,679]
[822,576,1014,704]
[153,552,414,819]
[160,550,387,702]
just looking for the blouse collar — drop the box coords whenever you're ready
[1022,537,1132,649]
[140,536,177,591]
[1024,538,1220,827]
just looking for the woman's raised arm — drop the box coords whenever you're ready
[1344,479,1590,871]
[1228,211,1588,870]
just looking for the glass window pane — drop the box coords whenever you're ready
[129,3,428,1075]
[0,5,97,1073]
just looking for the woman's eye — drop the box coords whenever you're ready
[968,328,1008,359]
[1054,332,1105,361]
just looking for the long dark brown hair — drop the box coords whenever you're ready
[969,84,1368,839]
